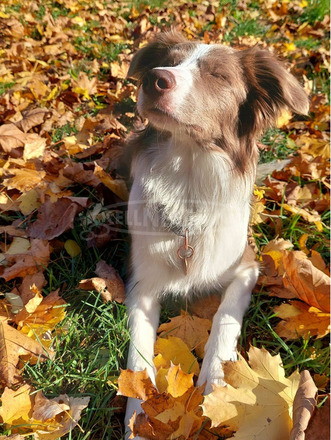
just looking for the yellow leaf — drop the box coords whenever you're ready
[158,311,211,358]
[166,364,194,398]
[94,163,129,200]
[73,86,91,100]
[18,189,40,215]
[5,237,30,255]
[23,137,46,160]
[3,168,46,192]
[117,369,158,401]
[274,302,330,339]
[202,346,301,439]
[154,336,200,375]
[0,384,34,426]
[284,42,296,52]
[282,203,321,223]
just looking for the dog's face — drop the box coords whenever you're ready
[134,42,247,141]
[128,32,308,144]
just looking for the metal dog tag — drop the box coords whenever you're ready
[177,229,194,275]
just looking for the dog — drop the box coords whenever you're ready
[123,31,308,438]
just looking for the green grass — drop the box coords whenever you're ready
[0,0,329,437]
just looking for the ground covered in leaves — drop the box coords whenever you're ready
[0,0,329,439]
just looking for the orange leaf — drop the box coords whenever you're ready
[158,311,211,358]
[117,369,158,401]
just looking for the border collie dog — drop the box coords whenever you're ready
[123,32,308,437]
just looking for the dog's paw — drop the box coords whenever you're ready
[124,398,148,440]
[197,351,237,395]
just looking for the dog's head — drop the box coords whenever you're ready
[128,32,308,169]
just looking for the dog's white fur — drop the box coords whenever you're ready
[122,38,308,439]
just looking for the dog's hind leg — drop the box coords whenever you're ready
[197,247,259,394]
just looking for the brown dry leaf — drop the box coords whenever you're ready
[27,198,85,240]
[122,364,205,440]
[282,203,322,224]
[202,346,301,440]
[117,369,158,401]
[32,394,90,440]
[2,239,50,281]
[274,301,330,340]
[190,294,221,320]
[154,337,200,376]
[282,251,330,313]
[78,260,125,303]
[0,384,34,426]
[0,435,25,440]
[0,317,49,385]
[18,272,46,304]
[14,108,50,133]
[158,310,211,358]
[305,397,330,440]
[290,370,317,440]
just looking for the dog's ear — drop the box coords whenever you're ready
[127,31,187,80]
[238,48,309,137]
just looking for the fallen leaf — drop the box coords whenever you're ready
[94,163,129,200]
[27,198,85,240]
[202,346,301,440]
[0,317,49,385]
[32,394,90,440]
[78,260,125,303]
[3,168,46,192]
[0,384,34,426]
[305,397,330,440]
[15,289,67,347]
[158,310,211,358]
[117,369,158,401]
[274,301,330,339]
[154,337,200,376]
[290,370,317,440]
[282,251,330,312]
[2,239,50,281]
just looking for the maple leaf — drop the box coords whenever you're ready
[154,336,200,376]
[14,108,51,133]
[0,317,50,385]
[3,168,46,192]
[1,239,50,281]
[119,365,205,440]
[158,310,211,358]
[15,289,67,348]
[282,251,330,313]
[274,301,330,340]
[27,197,86,240]
[202,346,301,440]
[78,260,125,303]
[0,384,34,426]
[32,393,90,440]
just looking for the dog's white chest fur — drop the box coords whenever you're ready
[128,137,253,295]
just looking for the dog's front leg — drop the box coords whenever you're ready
[124,283,161,438]
[197,258,259,394]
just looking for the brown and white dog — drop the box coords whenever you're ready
[123,32,308,438]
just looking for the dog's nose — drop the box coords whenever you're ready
[142,69,176,94]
